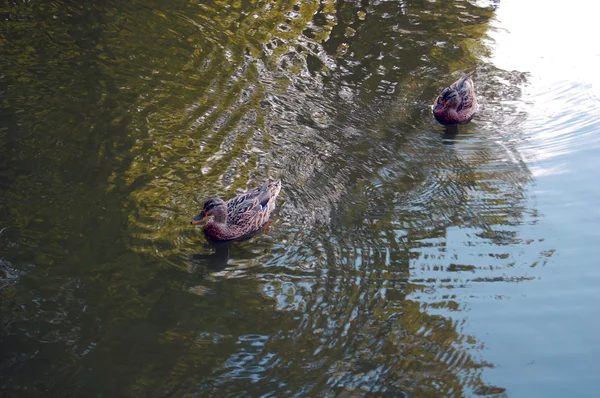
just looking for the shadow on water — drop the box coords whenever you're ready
[441,124,460,143]
[191,242,231,272]
[1,0,544,396]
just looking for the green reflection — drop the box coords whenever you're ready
[0,0,540,396]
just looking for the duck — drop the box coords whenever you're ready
[191,179,282,242]
[432,74,478,126]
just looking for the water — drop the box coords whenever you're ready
[1,0,598,396]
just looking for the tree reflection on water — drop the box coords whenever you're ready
[0,0,545,396]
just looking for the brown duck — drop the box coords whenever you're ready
[191,180,282,242]
[433,74,478,125]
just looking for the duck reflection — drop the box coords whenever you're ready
[441,124,460,143]
[191,241,231,271]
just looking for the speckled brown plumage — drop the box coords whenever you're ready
[191,180,282,242]
[433,74,478,125]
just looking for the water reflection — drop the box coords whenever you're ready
[191,241,231,271]
[0,0,549,396]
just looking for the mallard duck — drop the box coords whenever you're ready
[191,179,282,242]
[432,74,478,125]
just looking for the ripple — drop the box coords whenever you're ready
[504,79,599,183]
[0,0,558,396]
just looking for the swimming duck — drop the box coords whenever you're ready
[432,74,478,125]
[191,179,282,242]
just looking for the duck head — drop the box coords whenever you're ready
[191,198,227,225]
[433,88,460,115]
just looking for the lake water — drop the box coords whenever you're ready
[1,0,599,396]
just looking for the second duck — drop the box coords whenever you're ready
[432,74,478,126]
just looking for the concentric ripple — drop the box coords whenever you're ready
[0,0,569,396]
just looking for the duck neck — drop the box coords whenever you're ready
[442,108,461,124]
[204,207,235,242]
[211,205,228,224]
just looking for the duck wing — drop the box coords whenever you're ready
[225,182,271,226]
[452,75,476,112]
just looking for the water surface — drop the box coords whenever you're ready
[1,0,599,396]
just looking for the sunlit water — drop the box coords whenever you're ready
[1,0,599,397]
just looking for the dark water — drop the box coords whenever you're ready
[1,0,599,396]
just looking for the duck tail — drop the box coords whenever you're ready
[258,179,282,209]
[268,179,282,198]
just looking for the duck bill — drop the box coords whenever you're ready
[191,211,207,225]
